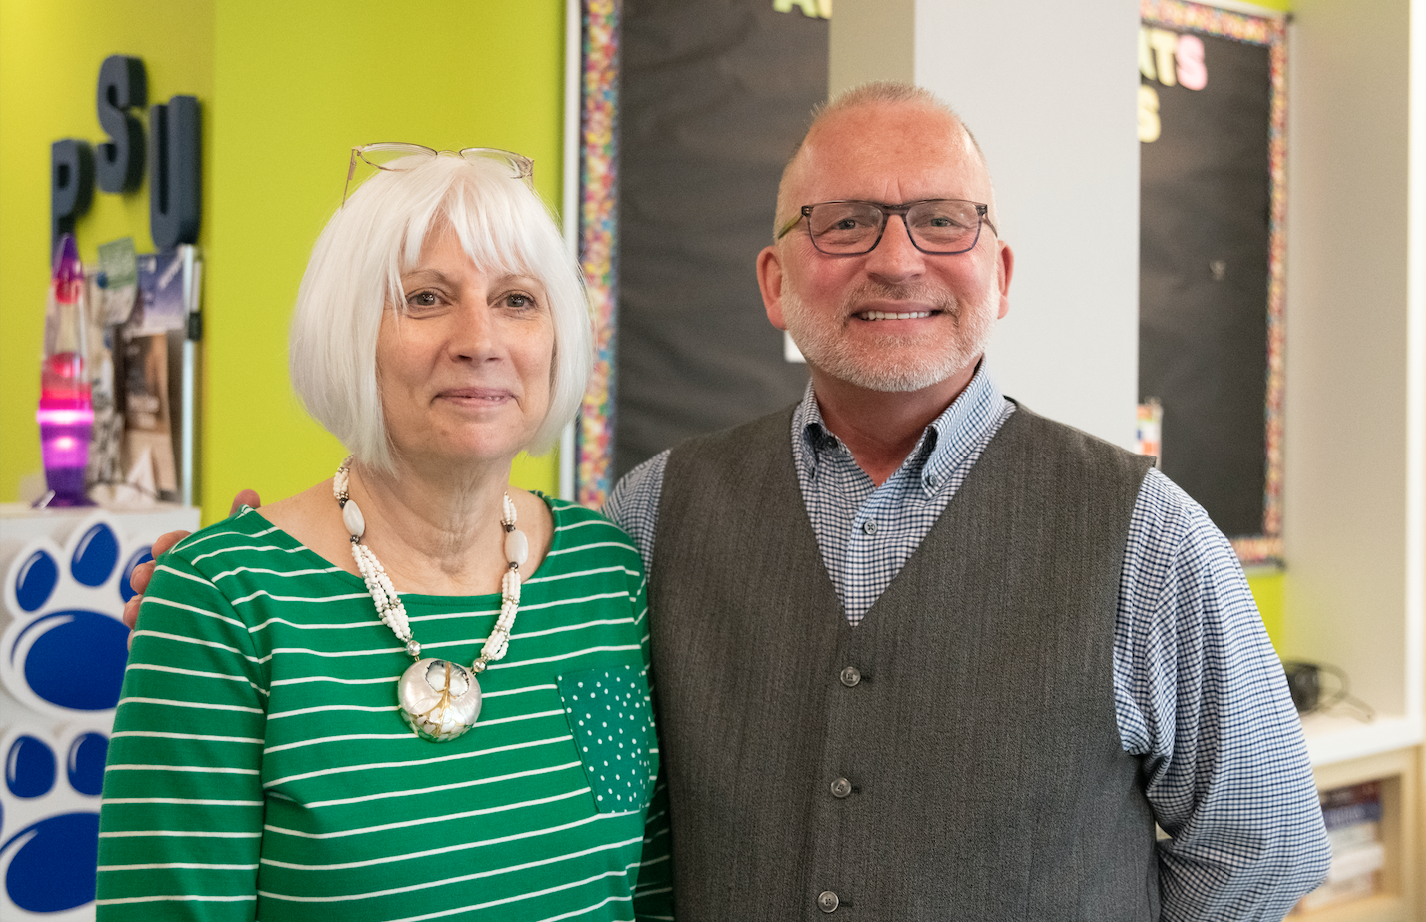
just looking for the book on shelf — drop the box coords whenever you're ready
[1293,781,1386,914]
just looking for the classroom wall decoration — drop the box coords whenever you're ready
[573,0,829,504]
[1138,0,1286,564]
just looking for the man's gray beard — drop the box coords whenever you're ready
[781,280,997,393]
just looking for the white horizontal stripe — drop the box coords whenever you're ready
[552,517,613,534]
[267,703,397,720]
[118,696,263,715]
[116,695,263,715]
[250,616,385,632]
[141,594,246,633]
[267,644,404,659]
[270,674,395,688]
[545,540,631,557]
[106,764,260,775]
[479,707,565,728]
[268,791,609,866]
[512,618,634,641]
[230,588,369,606]
[125,663,252,684]
[110,730,262,745]
[178,519,279,551]
[97,895,257,905]
[264,732,411,754]
[264,781,596,841]
[100,830,263,839]
[263,712,566,761]
[150,563,219,588]
[536,895,634,922]
[130,629,258,662]
[264,733,570,787]
[524,563,623,585]
[260,845,637,904]
[102,797,261,806]
[485,644,641,671]
[516,590,630,613]
[483,682,558,698]
[175,525,258,551]
[296,761,583,809]
[98,861,258,871]
[211,563,344,581]
[189,541,308,565]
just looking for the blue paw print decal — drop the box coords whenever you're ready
[0,725,107,918]
[2,514,148,720]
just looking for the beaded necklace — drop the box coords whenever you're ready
[333,456,528,742]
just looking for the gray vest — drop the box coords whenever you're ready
[649,403,1159,921]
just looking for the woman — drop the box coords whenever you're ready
[97,147,670,920]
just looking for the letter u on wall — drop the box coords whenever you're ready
[149,96,201,251]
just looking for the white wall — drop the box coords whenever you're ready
[1282,0,1423,732]
[832,0,1143,448]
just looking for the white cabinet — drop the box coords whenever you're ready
[0,503,199,921]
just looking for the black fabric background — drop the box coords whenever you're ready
[1139,32,1271,538]
[616,1,828,478]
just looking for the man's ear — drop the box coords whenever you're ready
[757,244,787,330]
[996,241,1014,320]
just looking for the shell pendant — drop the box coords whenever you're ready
[397,658,483,742]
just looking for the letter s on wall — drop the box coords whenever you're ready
[95,55,147,194]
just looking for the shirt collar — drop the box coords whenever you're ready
[792,360,1006,493]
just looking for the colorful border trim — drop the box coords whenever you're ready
[576,0,620,509]
[1141,0,1287,566]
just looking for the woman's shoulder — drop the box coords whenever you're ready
[544,495,641,560]
[167,506,307,575]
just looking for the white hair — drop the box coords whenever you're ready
[289,155,591,472]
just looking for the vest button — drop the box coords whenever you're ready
[830,777,852,798]
[817,890,840,913]
[839,666,861,687]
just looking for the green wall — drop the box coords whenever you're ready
[0,0,567,524]
[0,0,216,505]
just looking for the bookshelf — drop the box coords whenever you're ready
[1296,748,1419,921]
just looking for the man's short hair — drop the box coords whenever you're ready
[289,155,591,471]
[773,81,990,240]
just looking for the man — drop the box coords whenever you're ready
[131,83,1328,919]
[606,82,1328,920]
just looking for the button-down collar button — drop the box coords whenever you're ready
[861,519,877,535]
[839,666,861,687]
[925,472,939,488]
[830,777,852,798]
[817,890,840,913]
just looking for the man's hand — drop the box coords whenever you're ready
[123,490,261,634]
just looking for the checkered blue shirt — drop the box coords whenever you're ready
[605,364,1330,920]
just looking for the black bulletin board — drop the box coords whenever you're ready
[1138,1,1285,562]
[615,0,828,479]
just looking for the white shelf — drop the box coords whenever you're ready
[1303,714,1424,767]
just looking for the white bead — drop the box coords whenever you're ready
[505,529,528,567]
[342,499,366,538]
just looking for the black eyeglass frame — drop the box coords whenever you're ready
[775,199,998,256]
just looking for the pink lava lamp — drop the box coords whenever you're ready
[37,234,95,506]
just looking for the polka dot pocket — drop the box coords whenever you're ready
[557,665,655,814]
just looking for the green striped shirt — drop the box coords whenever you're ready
[98,498,673,921]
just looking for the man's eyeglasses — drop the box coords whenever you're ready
[776,199,997,256]
[343,142,535,205]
